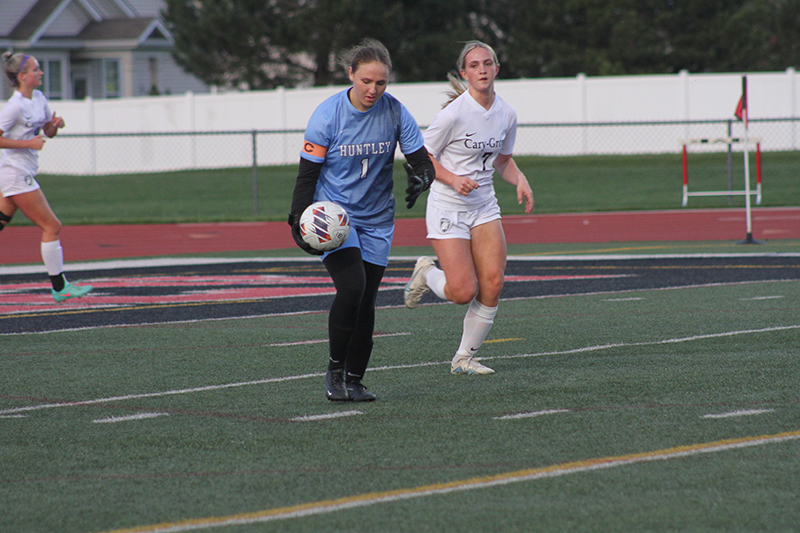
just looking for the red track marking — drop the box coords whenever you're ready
[0,274,628,315]
[2,208,799,265]
[0,278,340,314]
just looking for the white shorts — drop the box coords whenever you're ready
[0,164,40,197]
[425,197,502,240]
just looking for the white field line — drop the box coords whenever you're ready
[494,409,570,420]
[740,295,784,301]
[0,256,325,275]
[4,250,799,275]
[0,373,323,415]
[603,297,645,301]
[99,430,800,533]
[291,411,363,422]
[93,412,169,424]
[489,324,800,363]
[702,409,775,419]
[2,324,798,417]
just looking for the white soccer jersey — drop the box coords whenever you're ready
[423,90,517,209]
[0,90,52,175]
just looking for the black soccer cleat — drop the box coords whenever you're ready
[345,380,376,402]
[325,369,349,401]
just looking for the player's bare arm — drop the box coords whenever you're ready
[428,153,480,196]
[43,112,64,138]
[0,129,45,150]
[495,153,534,213]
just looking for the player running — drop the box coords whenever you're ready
[0,52,92,303]
[404,41,534,375]
[289,39,434,401]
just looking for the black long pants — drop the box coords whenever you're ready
[323,247,386,382]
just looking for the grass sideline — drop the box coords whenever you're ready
[28,151,800,225]
[1,276,799,532]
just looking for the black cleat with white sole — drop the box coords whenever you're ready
[325,369,349,401]
[345,380,376,402]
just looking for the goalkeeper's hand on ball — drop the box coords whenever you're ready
[288,213,324,256]
[404,163,433,209]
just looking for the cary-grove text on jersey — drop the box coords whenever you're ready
[464,137,504,150]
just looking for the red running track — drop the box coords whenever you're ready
[1,207,799,265]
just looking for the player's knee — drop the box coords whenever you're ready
[0,211,11,230]
[46,218,62,235]
[331,271,367,309]
[448,281,478,305]
[338,283,366,309]
[483,273,505,298]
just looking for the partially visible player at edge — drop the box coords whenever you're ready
[289,39,434,402]
[0,52,92,303]
[404,40,534,375]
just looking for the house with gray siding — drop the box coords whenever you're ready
[0,0,210,101]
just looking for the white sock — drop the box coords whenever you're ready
[41,240,65,277]
[426,267,447,300]
[454,299,497,360]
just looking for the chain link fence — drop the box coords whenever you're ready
[516,117,798,156]
[41,118,799,178]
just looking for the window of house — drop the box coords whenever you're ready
[149,57,159,95]
[104,59,121,98]
[45,60,62,100]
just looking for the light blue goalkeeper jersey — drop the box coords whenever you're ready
[300,89,424,228]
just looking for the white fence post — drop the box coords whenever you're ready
[577,73,587,154]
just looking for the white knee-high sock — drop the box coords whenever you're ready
[454,299,497,359]
[40,240,65,277]
[426,267,447,300]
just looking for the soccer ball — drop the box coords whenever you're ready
[299,201,351,252]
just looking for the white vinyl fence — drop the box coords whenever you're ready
[32,68,800,175]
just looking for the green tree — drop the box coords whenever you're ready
[162,0,312,90]
[390,0,477,82]
[163,0,410,88]
[498,0,800,78]
[771,0,800,70]
[286,0,404,86]
[163,0,799,90]
[162,0,511,88]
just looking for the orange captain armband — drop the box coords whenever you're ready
[302,140,328,159]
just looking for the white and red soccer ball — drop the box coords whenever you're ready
[299,201,351,252]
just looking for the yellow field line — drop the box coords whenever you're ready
[483,337,524,344]
[101,429,800,533]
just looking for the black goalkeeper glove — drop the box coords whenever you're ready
[288,213,324,256]
[404,163,433,209]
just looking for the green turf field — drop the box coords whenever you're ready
[2,278,799,532]
[30,151,800,225]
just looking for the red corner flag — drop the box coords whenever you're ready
[734,75,748,127]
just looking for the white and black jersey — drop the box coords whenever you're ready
[423,90,517,209]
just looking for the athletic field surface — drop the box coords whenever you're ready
[2,208,799,532]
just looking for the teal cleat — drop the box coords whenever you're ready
[52,282,93,303]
